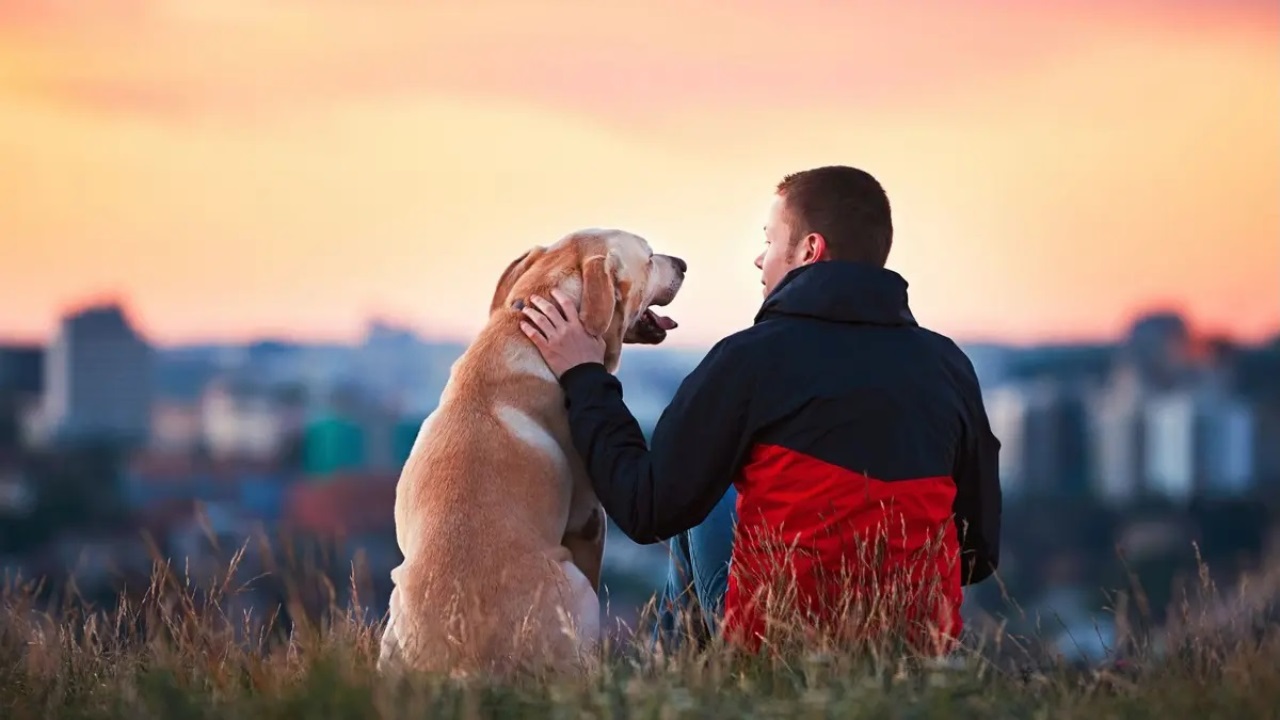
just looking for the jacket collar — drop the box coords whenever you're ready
[754,261,918,327]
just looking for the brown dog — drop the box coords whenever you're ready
[377,229,685,677]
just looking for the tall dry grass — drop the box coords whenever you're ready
[1,526,1279,719]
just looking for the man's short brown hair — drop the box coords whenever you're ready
[776,165,893,267]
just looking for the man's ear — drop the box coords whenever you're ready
[490,246,546,314]
[579,253,618,336]
[799,232,828,264]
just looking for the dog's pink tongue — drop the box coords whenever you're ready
[654,314,678,330]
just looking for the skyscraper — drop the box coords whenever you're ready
[40,303,154,445]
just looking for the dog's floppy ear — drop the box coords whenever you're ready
[579,253,618,337]
[490,246,546,314]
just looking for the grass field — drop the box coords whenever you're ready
[2,544,1278,719]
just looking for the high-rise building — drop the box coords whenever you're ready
[1089,367,1148,506]
[1144,387,1256,502]
[39,303,154,445]
[984,386,1027,497]
[985,379,1091,499]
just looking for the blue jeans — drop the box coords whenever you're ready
[652,484,738,650]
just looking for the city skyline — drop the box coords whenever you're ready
[2,294,1276,351]
[1,0,1277,347]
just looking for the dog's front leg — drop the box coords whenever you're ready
[561,504,606,592]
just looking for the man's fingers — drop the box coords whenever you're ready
[520,321,548,345]
[548,289,579,327]
[528,294,568,324]
[521,307,556,337]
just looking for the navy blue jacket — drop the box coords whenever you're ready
[558,260,1002,592]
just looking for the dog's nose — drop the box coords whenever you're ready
[667,255,687,274]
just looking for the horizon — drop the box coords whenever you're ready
[2,294,1275,352]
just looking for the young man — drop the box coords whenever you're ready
[519,165,1002,652]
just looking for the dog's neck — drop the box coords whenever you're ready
[504,331,564,383]
[498,289,622,376]
[502,315,621,377]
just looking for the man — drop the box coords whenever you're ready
[518,165,1001,653]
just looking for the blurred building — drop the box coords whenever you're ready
[302,413,368,475]
[1123,311,1195,391]
[1145,388,1256,502]
[1089,366,1148,506]
[393,416,423,467]
[0,345,43,395]
[0,344,43,452]
[1253,405,1280,488]
[35,303,154,445]
[298,377,425,475]
[123,452,292,521]
[959,343,1015,391]
[282,471,397,537]
[358,319,431,412]
[986,379,1090,498]
[149,399,204,454]
[612,348,704,431]
[1087,311,1230,506]
[1218,337,1280,490]
[199,375,303,461]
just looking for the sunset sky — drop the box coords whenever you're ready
[1,0,1276,349]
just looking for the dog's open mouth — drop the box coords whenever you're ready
[624,307,678,345]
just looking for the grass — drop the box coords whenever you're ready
[2,534,1279,719]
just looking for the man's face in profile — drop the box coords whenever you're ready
[756,193,819,298]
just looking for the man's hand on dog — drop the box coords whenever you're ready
[520,289,606,378]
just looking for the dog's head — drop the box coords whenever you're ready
[490,229,686,359]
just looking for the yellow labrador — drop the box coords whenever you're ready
[378,229,685,677]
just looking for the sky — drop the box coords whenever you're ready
[0,0,1277,349]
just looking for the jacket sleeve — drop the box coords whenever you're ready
[952,369,1003,585]
[557,339,754,545]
